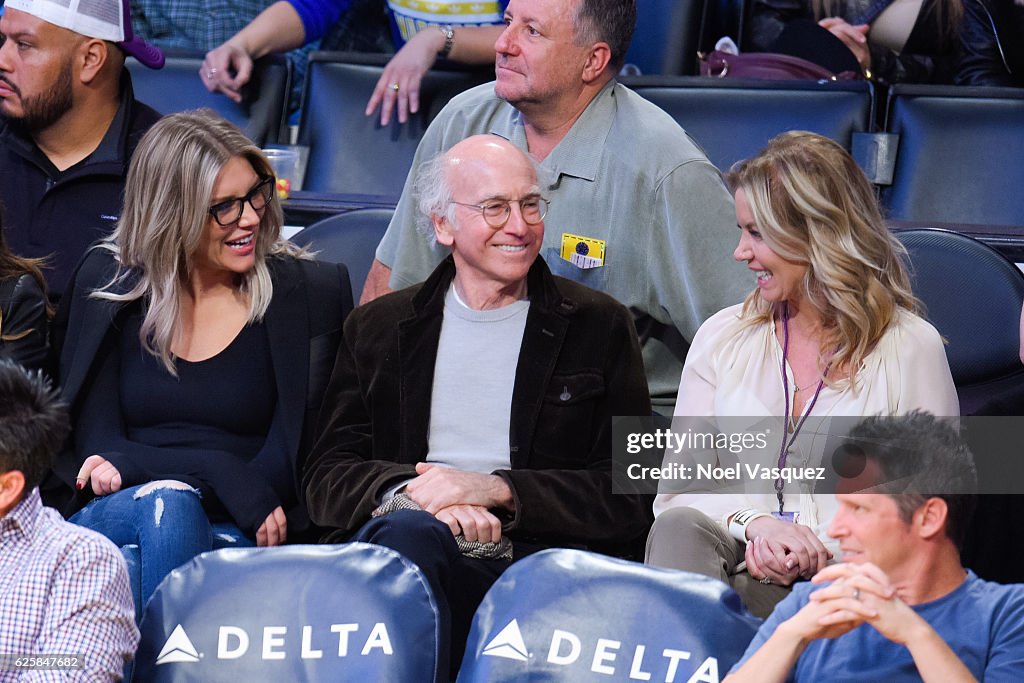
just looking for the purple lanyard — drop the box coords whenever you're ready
[777,304,826,514]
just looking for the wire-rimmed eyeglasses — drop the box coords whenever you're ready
[450,195,549,228]
[208,176,275,226]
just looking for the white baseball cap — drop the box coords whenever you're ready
[4,0,165,69]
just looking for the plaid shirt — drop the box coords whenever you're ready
[130,0,278,49]
[0,489,138,682]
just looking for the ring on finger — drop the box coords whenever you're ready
[206,67,218,79]
[390,82,400,92]
[759,576,772,585]
[853,588,861,601]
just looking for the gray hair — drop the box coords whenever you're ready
[92,109,309,375]
[412,141,553,244]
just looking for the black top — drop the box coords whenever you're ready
[0,273,48,371]
[120,310,276,467]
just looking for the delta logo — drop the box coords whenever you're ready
[479,619,722,682]
[154,622,394,665]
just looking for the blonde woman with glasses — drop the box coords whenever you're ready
[51,109,353,615]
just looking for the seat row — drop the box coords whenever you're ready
[126,51,1024,236]
[133,544,760,683]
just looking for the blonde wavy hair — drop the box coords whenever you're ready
[728,131,918,385]
[92,109,308,375]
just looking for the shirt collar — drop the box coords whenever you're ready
[488,79,618,184]
[0,487,44,541]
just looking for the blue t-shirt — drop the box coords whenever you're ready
[733,571,1024,682]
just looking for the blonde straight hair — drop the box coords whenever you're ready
[728,131,918,385]
[92,109,308,374]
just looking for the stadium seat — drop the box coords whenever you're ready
[290,207,394,301]
[881,85,1024,226]
[622,0,704,75]
[297,52,491,195]
[895,228,1024,415]
[620,76,874,173]
[126,49,290,146]
[133,543,443,683]
[457,549,761,682]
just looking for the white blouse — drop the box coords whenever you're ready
[653,303,959,551]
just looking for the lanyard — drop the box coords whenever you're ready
[777,304,826,514]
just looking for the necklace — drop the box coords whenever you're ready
[777,303,829,515]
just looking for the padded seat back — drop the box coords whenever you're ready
[882,85,1024,226]
[621,76,873,172]
[298,52,491,195]
[896,228,1024,415]
[134,543,442,683]
[290,207,394,300]
[623,0,704,75]
[457,549,761,682]
[127,49,290,145]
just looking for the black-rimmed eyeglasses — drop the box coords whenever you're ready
[208,176,275,226]
[450,196,549,228]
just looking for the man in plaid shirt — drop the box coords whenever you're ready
[0,362,137,681]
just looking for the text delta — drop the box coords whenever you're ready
[170,623,394,661]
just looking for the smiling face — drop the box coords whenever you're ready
[828,493,919,575]
[434,137,543,305]
[0,9,79,132]
[493,0,592,108]
[193,156,265,283]
[733,188,808,306]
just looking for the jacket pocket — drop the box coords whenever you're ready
[531,370,606,466]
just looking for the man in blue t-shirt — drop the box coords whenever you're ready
[727,412,1024,682]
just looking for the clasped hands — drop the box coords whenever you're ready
[745,515,833,586]
[403,463,514,544]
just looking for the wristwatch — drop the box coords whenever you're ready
[438,25,455,58]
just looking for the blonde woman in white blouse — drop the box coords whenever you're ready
[645,131,958,617]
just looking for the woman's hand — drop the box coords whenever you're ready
[746,515,832,582]
[745,535,802,586]
[365,28,445,125]
[256,505,288,546]
[818,17,872,72]
[201,42,254,103]
[76,455,122,496]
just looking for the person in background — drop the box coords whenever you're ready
[363,0,748,411]
[0,206,48,372]
[52,110,353,615]
[646,132,958,617]
[726,412,1024,682]
[747,0,963,83]
[956,0,1024,86]
[0,0,163,302]
[202,0,506,124]
[0,360,138,681]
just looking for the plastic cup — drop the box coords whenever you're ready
[263,148,301,199]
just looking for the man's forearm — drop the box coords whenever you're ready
[906,624,978,683]
[724,624,807,683]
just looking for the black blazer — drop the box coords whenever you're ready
[49,248,353,535]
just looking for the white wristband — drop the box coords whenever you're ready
[728,508,770,542]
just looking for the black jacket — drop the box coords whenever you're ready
[304,255,654,555]
[0,273,48,371]
[50,248,353,536]
[956,0,1024,86]
[0,71,161,301]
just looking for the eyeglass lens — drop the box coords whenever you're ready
[211,178,274,226]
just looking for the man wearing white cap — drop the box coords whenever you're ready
[0,0,164,301]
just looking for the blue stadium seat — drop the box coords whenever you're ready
[134,543,443,683]
[620,76,874,173]
[457,549,761,682]
[622,0,704,75]
[290,207,394,301]
[882,85,1024,226]
[126,49,290,146]
[297,52,491,195]
[895,228,1024,416]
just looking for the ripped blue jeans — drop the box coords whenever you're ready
[69,482,254,623]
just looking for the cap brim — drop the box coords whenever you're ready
[120,39,165,69]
